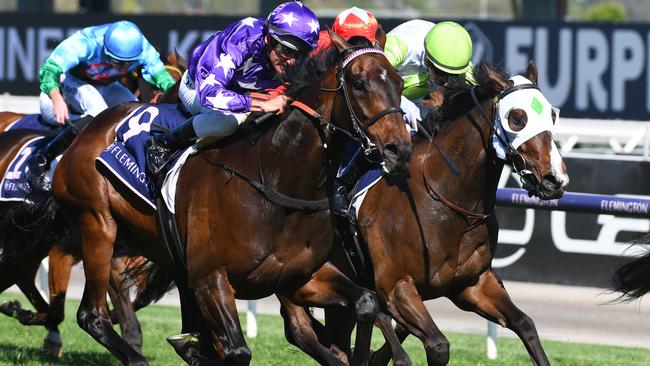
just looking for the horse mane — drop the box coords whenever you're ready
[422,62,510,134]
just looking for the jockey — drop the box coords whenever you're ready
[27,20,175,191]
[313,6,380,53]
[145,1,320,176]
[385,20,474,126]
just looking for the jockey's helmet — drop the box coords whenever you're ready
[104,21,144,61]
[424,21,473,75]
[266,1,320,55]
[332,7,379,43]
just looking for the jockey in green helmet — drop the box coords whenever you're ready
[383,20,474,131]
[424,21,475,88]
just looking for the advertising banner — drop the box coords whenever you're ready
[1,14,650,119]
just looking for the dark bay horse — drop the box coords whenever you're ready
[359,61,568,365]
[288,61,569,366]
[52,32,411,365]
[0,129,144,357]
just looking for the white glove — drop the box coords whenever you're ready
[400,95,421,132]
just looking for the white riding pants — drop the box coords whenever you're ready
[179,71,248,139]
[40,74,137,124]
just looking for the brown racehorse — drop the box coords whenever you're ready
[284,61,569,366]
[52,32,412,365]
[0,129,144,357]
[0,54,187,358]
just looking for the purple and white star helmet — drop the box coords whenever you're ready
[266,1,320,53]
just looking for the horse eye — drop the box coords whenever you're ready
[551,109,557,124]
[513,116,522,125]
[352,79,365,91]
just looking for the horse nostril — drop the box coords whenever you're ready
[543,174,560,188]
[384,144,401,159]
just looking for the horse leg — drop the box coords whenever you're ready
[194,268,250,365]
[288,262,378,366]
[108,257,143,354]
[382,277,449,366]
[450,270,550,366]
[38,245,77,358]
[76,212,147,365]
[278,294,347,366]
[369,311,411,366]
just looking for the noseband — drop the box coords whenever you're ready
[321,47,403,160]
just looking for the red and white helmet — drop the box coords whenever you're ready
[332,7,379,43]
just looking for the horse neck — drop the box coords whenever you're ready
[427,97,503,213]
[259,89,333,200]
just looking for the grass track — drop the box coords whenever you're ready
[0,292,648,365]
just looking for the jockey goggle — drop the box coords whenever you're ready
[269,36,304,60]
[425,59,453,85]
[107,56,135,69]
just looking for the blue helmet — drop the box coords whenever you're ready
[266,1,320,53]
[103,21,144,61]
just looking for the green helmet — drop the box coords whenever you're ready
[424,21,473,75]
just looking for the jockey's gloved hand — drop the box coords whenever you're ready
[400,95,421,132]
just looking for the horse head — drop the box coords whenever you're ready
[485,61,569,199]
[324,30,412,175]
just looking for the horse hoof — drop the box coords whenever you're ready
[42,338,64,359]
[0,300,22,317]
[167,333,202,363]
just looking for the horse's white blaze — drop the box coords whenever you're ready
[550,141,569,187]
[380,69,387,82]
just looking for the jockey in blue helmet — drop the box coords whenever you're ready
[27,20,175,191]
[145,1,320,177]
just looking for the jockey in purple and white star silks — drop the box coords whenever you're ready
[146,1,320,177]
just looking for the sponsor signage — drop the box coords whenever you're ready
[494,157,650,287]
[1,14,650,119]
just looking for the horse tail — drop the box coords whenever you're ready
[0,194,63,264]
[123,257,175,311]
[612,233,650,302]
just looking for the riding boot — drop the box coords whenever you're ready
[25,115,92,192]
[145,117,197,177]
[331,149,365,220]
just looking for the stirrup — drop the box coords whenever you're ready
[26,155,51,192]
[145,137,172,177]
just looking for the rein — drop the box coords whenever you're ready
[422,81,543,225]
[196,101,330,213]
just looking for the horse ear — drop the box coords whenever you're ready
[482,63,509,92]
[167,51,176,66]
[374,25,387,50]
[526,60,538,84]
[328,29,351,54]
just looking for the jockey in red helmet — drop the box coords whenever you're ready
[313,7,380,54]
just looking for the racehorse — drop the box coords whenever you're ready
[0,129,144,357]
[285,61,569,366]
[0,52,188,358]
[52,31,412,365]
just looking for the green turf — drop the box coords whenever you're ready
[0,292,648,365]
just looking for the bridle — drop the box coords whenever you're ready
[321,47,403,161]
[470,82,540,186]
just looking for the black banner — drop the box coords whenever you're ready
[2,13,650,119]
[494,157,650,287]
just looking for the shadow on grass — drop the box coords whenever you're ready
[0,344,119,366]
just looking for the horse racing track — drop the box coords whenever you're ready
[0,292,649,365]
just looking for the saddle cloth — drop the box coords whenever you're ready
[4,114,59,132]
[95,104,192,212]
[0,136,60,202]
